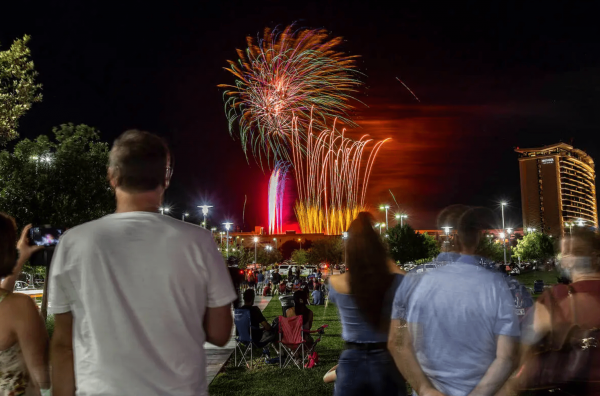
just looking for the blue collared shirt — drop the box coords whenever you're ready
[392,254,520,396]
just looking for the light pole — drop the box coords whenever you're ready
[219,232,224,247]
[254,237,259,264]
[342,231,348,264]
[380,205,390,230]
[273,237,277,251]
[375,223,385,235]
[159,207,169,215]
[501,202,507,266]
[442,226,452,252]
[401,214,408,227]
[198,205,213,229]
[298,238,302,250]
[565,222,573,234]
[181,212,189,222]
[223,222,233,258]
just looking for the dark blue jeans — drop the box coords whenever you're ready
[334,348,406,396]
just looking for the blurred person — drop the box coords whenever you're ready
[312,283,324,305]
[389,207,519,396]
[0,219,49,395]
[262,282,272,297]
[288,267,293,280]
[256,270,264,292]
[513,229,600,395]
[272,269,281,286]
[48,130,236,396]
[239,289,271,346]
[247,270,256,289]
[286,290,314,346]
[329,212,406,396]
[278,281,287,295]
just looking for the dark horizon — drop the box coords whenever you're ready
[3,0,599,231]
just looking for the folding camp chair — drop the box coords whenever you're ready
[278,315,306,369]
[234,308,257,368]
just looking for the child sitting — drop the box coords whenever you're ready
[263,282,272,296]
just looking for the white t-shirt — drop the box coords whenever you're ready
[48,212,237,396]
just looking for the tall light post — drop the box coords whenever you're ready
[401,214,408,227]
[380,205,390,230]
[219,232,224,248]
[273,237,277,251]
[198,205,213,229]
[342,232,348,264]
[565,222,573,234]
[501,202,507,266]
[375,223,385,235]
[298,238,302,250]
[223,222,233,258]
[254,237,259,264]
[395,214,400,225]
[442,226,452,252]
[181,212,189,222]
[159,207,169,215]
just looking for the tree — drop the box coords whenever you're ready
[387,224,430,264]
[308,238,343,264]
[422,232,440,259]
[476,234,505,262]
[0,124,115,228]
[280,239,312,259]
[256,247,283,265]
[0,35,42,144]
[291,249,310,265]
[513,232,555,262]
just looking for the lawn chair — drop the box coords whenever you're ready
[278,315,306,369]
[234,308,259,368]
[533,280,544,294]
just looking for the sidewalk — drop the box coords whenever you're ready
[204,295,271,384]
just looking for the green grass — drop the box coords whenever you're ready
[511,269,561,290]
[209,299,342,396]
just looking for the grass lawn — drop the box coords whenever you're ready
[511,269,561,290]
[209,298,342,396]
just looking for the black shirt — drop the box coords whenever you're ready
[239,305,267,341]
[272,272,282,284]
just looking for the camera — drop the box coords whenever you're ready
[29,225,63,267]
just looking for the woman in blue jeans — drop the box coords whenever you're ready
[329,212,406,396]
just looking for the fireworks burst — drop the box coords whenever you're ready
[268,161,291,234]
[219,25,362,167]
[291,116,389,234]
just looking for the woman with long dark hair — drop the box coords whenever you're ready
[328,212,406,396]
[0,215,50,395]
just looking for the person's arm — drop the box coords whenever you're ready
[12,294,50,391]
[51,312,75,396]
[466,335,518,396]
[204,305,233,346]
[388,319,445,396]
[2,225,43,291]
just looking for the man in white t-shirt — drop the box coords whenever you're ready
[49,130,236,396]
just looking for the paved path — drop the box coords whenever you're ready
[204,296,272,385]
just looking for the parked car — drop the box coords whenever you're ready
[302,265,318,276]
[14,281,29,291]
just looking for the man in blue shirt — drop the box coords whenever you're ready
[388,207,520,396]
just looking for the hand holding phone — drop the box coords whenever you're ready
[29,226,63,247]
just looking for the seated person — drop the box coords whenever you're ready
[285,291,314,346]
[278,281,287,295]
[239,289,271,346]
[262,282,272,296]
[311,284,324,305]
[292,278,302,292]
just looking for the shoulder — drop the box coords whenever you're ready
[329,273,350,293]
[2,292,38,314]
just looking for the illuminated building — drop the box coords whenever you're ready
[516,143,598,236]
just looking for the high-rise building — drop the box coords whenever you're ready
[516,143,598,236]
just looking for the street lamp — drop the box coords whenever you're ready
[400,214,408,227]
[298,238,302,250]
[375,223,385,235]
[273,237,277,251]
[198,205,213,229]
[181,212,189,222]
[442,226,453,252]
[380,205,391,230]
[223,222,233,258]
[565,222,574,234]
[500,202,507,266]
[159,207,170,215]
[254,237,259,264]
[342,232,348,264]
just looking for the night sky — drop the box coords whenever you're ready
[3,1,599,231]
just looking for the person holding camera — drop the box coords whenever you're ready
[48,130,237,396]
[0,217,50,395]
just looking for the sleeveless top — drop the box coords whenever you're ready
[0,293,30,396]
